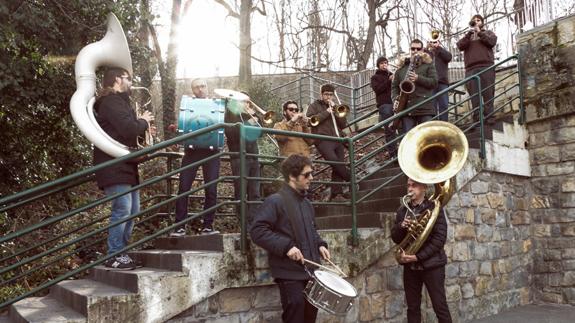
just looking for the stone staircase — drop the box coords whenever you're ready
[5,115,529,323]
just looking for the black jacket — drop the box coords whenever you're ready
[456,29,498,71]
[391,53,438,116]
[306,99,347,139]
[391,198,448,269]
[370,68,393,106]
[428,47,452,85]
[93,92,149,189]
[250,184,328,280]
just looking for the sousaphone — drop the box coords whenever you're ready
[70,13,134,157]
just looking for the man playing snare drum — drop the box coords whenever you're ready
[250,154,330,323]
[171,78,221,236]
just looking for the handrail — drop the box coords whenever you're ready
[0,54,523,310]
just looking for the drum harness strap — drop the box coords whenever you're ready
[278,188,315,279]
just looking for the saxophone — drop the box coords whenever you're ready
[391,53,422,129]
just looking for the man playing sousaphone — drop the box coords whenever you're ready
[391,178,452,323]
[306,84,350,202]
[274,100,314,157]
[250,154,330,323]
[94,67,154,270]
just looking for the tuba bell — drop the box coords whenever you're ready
[395,121,469,262]
[70,13,134,158]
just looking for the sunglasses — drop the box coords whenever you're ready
[300,171,313,178]
[286,108,299,112]
[120,75,132,81]
[410,47,423,51]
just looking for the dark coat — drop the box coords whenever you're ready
[250,184,328,280]
[391,52,438,116]
[456,29,497,71]
[428,47,452,85]
[93,92,149,189]
[306,99,347,139]
[370,68,393,106]
[391,198,448,270]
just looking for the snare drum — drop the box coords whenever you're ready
[303,270,357,316]
[178,96,225,150]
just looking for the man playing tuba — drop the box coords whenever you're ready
[391,177,452,323]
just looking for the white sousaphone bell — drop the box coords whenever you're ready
[69,13,133,158]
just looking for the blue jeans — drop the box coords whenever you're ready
[104,184,139,255]
[378,103,397,155]
[316,141,350,196]
[402,115,433,134]
[434,83,449,122]
[175,148,220,229]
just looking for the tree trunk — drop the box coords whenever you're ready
[161,0,181,140]
[239,0,252,86]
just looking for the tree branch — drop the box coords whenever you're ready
[212,0,240,18]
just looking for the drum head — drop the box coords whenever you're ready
[214,88,249,101]
[314,270,357,297]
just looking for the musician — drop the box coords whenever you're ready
[224,92,261,215]
[250,154,330,323]
[273,100,314,157]
[306,84,350,202]
[94,67,154,270]
[370,56,397,159]
[391,39,438,134]
[426,37,452,121]
[171,78,220,237]
[391,178,452,323]
[456,14,497,124]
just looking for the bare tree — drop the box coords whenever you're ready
[212,0,267,86]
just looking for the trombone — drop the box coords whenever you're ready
[247,100,276,125]
[309,91,350,135]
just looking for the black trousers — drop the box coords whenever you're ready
[403,265,452,323]
[465,67,495,121]
[315,141,350,196]
[276,279,318,323]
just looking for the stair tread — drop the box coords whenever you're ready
[10,296,85,323]
[55,279,135,297]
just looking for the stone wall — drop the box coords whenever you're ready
[518,13,575,305]
[168,169,535,323]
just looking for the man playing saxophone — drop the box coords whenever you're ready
[274,100,314,157]
[391,178,452,323]
[391,39,438,135]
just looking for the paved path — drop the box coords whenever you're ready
[469,304,575,323]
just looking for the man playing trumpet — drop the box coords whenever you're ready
[306,84,350,202]
[274,100,314,157]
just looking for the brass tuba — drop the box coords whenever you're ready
[70,13,134,157]
[395,121,468,262]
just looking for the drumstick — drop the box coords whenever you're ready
[303,259,341,276]
[325,258,347,278]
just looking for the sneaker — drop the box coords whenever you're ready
[104,254,137,270]
[170,228,186,237]
[200,227,220,235]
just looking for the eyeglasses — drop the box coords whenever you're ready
[120,75,132,82]
[410,47,423,51]
[286,108,299,112]
[300,171,313,178]
[430,41,438,44]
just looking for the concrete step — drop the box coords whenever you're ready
[89,265,187,293]
[315,212,394,230]
[356,183,406,201]
[9,296,85,323]
[50,279,136,320]
[154,233,224,251]
[358,174,407,191]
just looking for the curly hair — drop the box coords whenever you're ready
[281,154,312,182]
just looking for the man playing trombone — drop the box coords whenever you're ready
[274,100,314,157]
[306,84,350,202]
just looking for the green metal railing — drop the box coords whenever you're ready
[0,55,523,309]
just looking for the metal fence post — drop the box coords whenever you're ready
[239,124,247,253]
